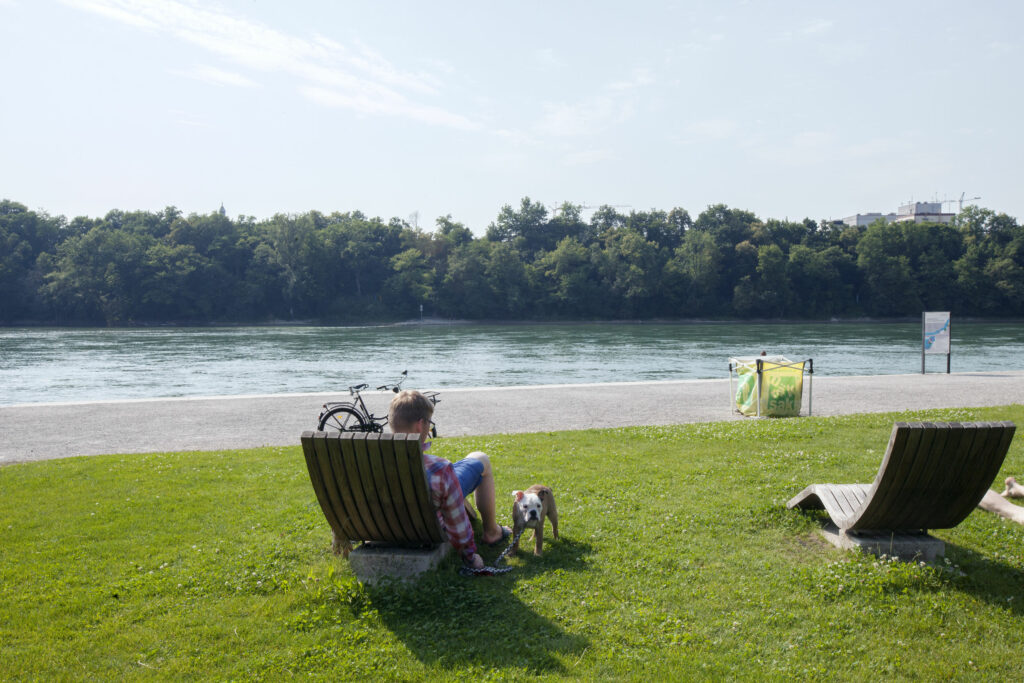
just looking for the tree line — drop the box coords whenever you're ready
[1,197,1022,325]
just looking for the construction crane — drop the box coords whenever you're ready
[581,203,632,211]
[942,193,981,212]
[547,202,632,216]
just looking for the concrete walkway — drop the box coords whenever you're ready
[2,371,1024,465]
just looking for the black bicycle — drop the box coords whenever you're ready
[317,371,439,435]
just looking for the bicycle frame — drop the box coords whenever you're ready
[317,372,440,435]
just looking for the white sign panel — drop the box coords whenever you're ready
[923,312,950,355]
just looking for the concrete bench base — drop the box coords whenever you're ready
[348,541,451,585]
[820,523,944,563]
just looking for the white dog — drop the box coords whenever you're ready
[511,485,559,557]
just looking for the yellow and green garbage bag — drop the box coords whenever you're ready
[730,356,807,417]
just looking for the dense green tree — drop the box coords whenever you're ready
[4,196,1024,325]
[485,242,532,318]
[0,201,63,322]
[437,241,494,318]
[485,197,550,254]
[855,222,920,315]
[596,229,662,317]
[139,242,212,320]
[694,204,759,306]
[535,237,603,317]
[786,245,856,317]
[40,226,152,323]
[672,229,721,316]
[384,248,434,316]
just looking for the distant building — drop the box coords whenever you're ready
[892,201,955,224]
[842,201,955,227]
[842,211,898,227]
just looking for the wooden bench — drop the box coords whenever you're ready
[300,431,445,558]
[787,421,1015,559]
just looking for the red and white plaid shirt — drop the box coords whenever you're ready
[423,452,477,562]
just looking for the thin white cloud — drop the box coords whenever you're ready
[536,96,635,137]
[61,0,474,129]
[608,67,656,91]
[801,19,834,35]
[61,0,158,28]
[685,118,739,141]
[170,64,259,88]
[534,48,566,70]
[563,148,615,166]
[300,86,479,131]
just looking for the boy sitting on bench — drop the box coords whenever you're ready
[388,390,511,570]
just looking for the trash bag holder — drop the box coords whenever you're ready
[728,356,813,417]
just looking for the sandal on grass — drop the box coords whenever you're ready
[485,526,512,546]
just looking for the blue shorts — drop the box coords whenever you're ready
[452,457,484,497]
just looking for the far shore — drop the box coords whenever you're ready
[5,316,1024,329]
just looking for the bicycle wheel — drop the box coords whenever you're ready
[318,404,369,432]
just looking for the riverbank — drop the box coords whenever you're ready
[3,371,1024,465]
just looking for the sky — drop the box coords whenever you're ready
[1,0,1021,234]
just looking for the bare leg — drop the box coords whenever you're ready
[465,451,505,543]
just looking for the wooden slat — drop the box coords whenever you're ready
[931,424,986,527]
[398,435,446,543]
[881,423,943,530]
[850,422,918,529]
[389,435,433,541]
[365,434,411,543]
[926,423,981,528]
[301,432,345,539]
[980,422,1017,507]
[350,434,395,542]
[337,433,383,540]
[311,432,363,541]
[889,423,949,529]
[322,433,371,541]
[940,423,1015,528]
[834,484,866,518]
[819,486,853,526]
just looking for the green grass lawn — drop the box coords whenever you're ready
[3,407,1024,680]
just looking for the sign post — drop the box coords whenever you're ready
[922,311,951,374]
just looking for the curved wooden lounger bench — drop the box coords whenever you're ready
[787,421,1016,558]
[300,431,445,558]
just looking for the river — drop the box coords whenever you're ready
[2,321,1022,406]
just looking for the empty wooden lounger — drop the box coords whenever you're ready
[787,421,1015,558]
[300,431,445,555]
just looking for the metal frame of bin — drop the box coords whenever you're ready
[728,356,814,417]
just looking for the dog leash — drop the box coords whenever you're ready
[458,527,525,577]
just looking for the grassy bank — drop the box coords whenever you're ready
[3,407,1024,680]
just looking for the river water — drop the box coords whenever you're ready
[1,321,1022,406]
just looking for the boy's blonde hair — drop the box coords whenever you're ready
[388,390,434,434]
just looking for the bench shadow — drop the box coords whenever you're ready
[364,536,593,674]
[942,541,1024,616]
[789,510,1024,617]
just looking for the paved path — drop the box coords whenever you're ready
[2,371,1024,465]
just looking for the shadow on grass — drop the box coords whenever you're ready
[365,536,594,674]
[782,508,1024,615]
[943,542,1024,616]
